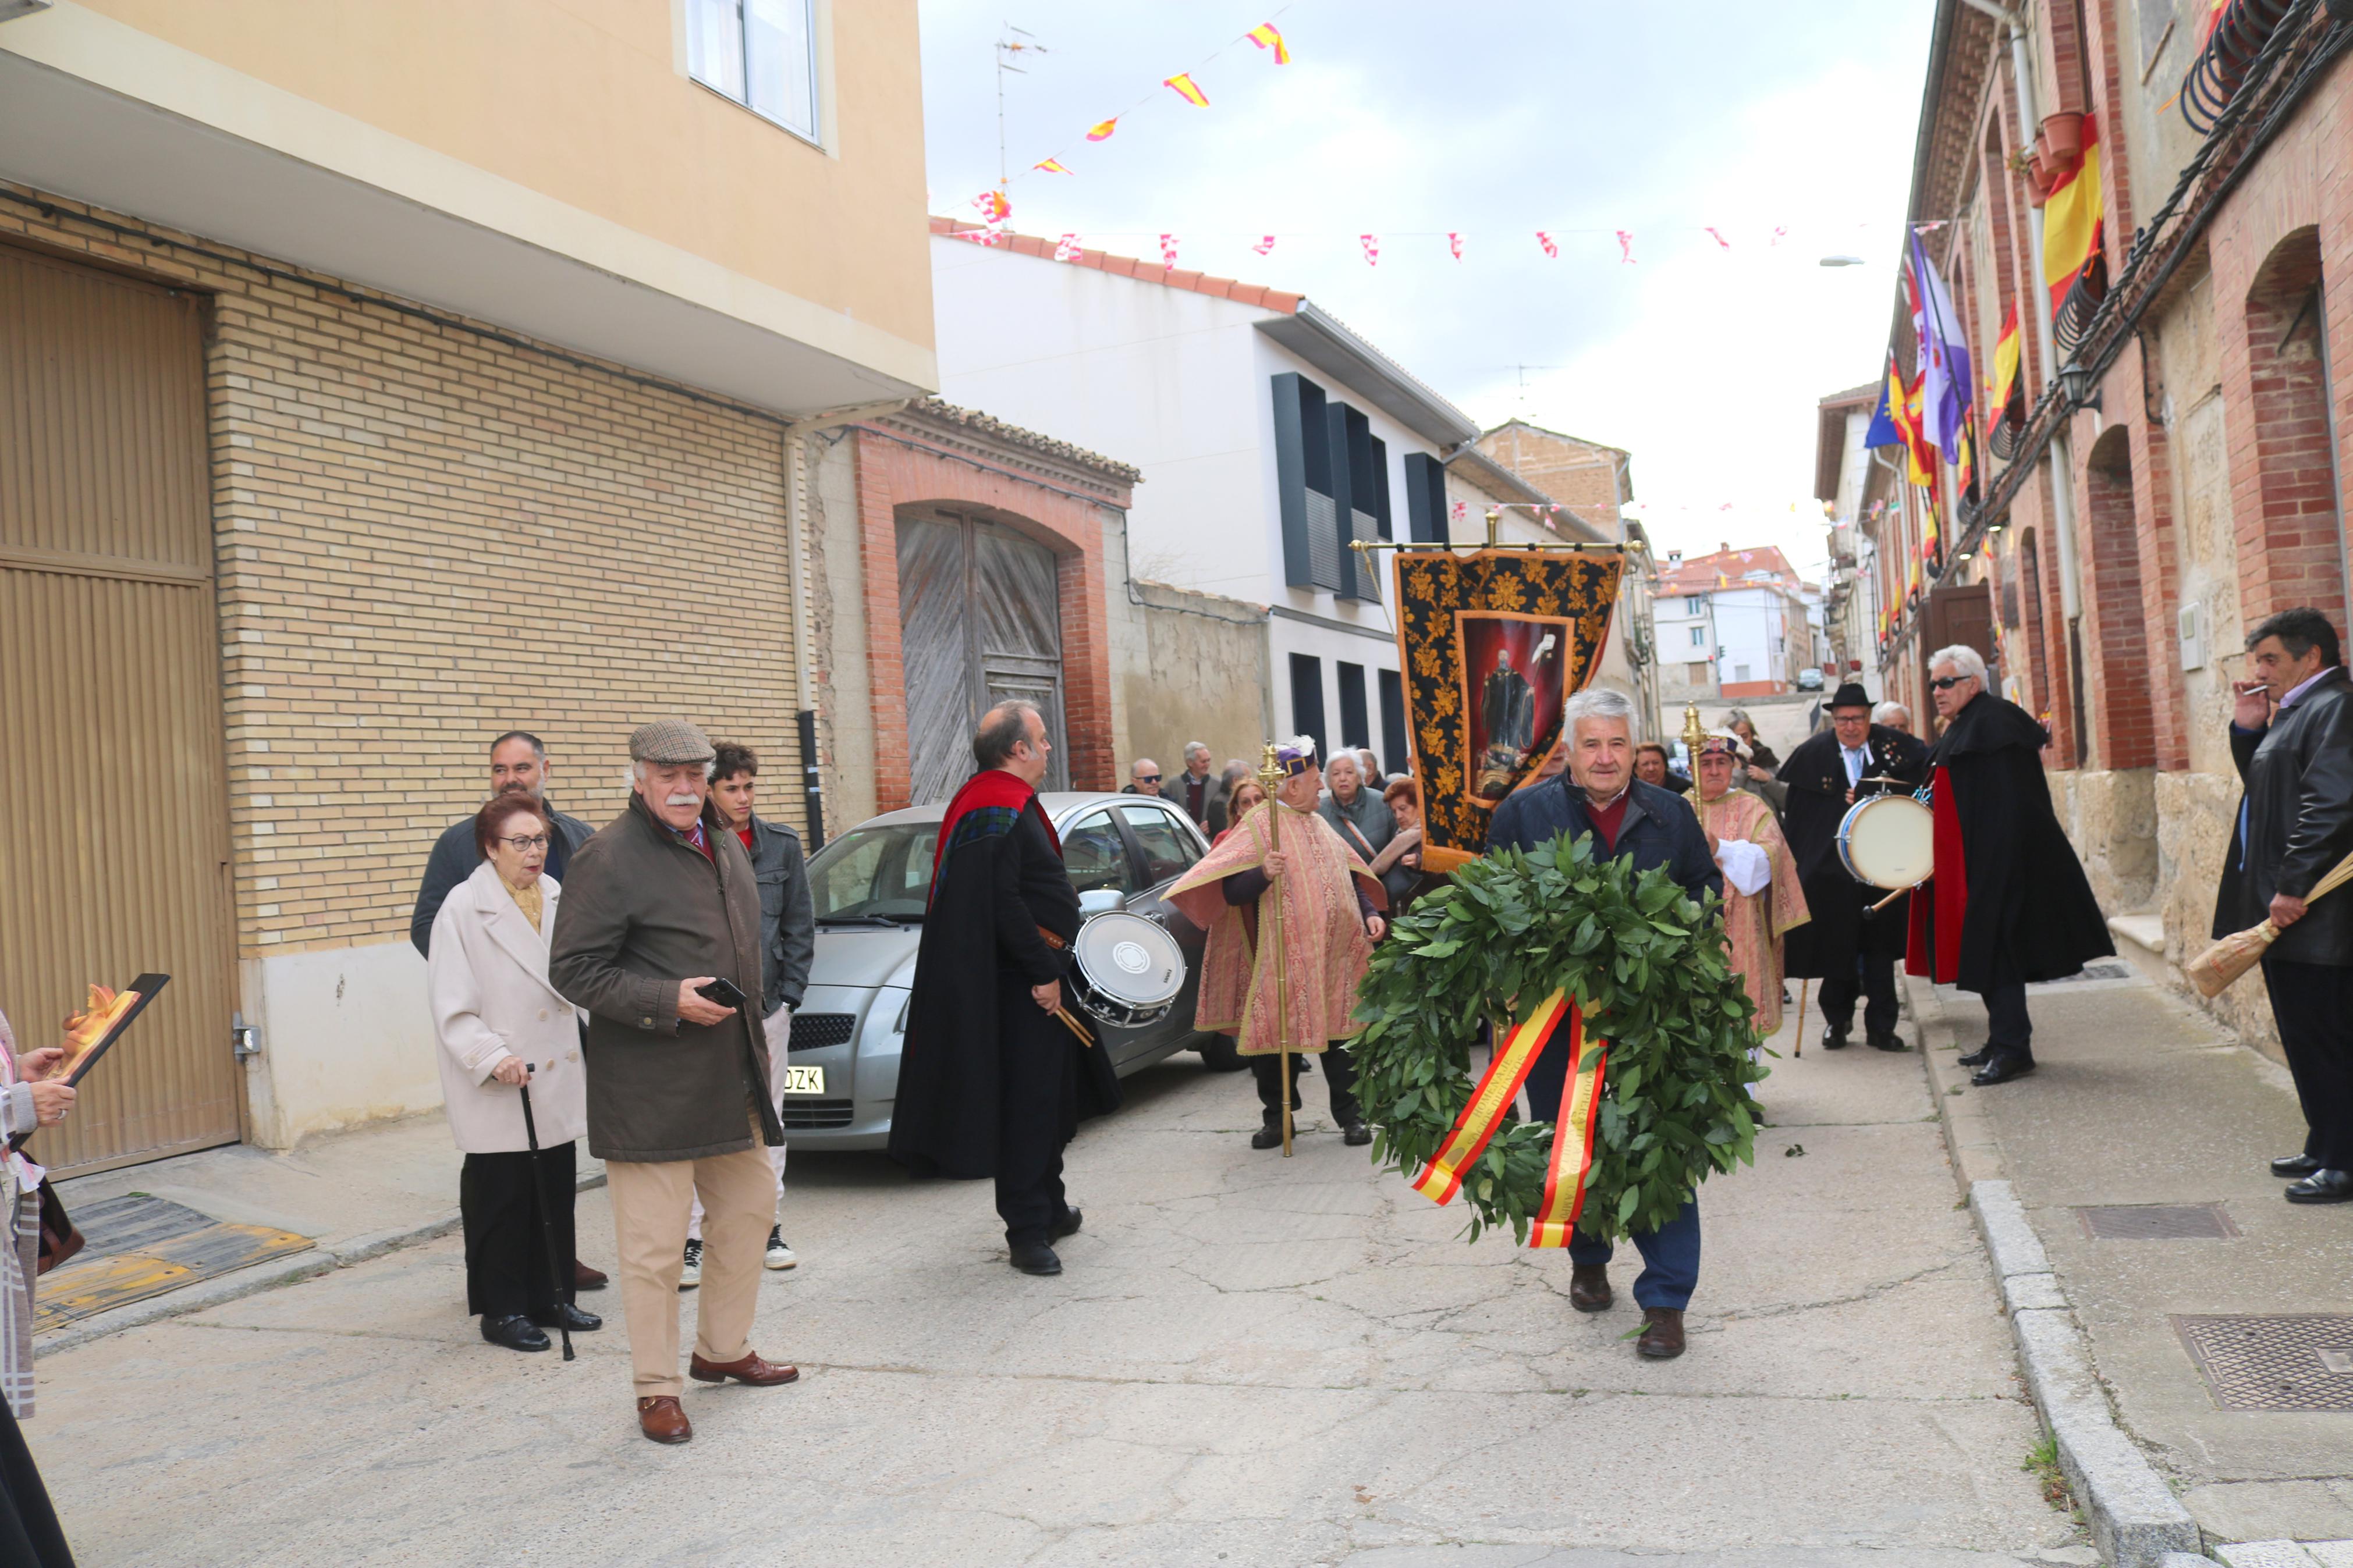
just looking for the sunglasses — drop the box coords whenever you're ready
[1929,675,1972,691]
[1137,774,1162,783]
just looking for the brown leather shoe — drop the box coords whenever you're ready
[1568,1264,1613,1313]
[688,1350,801,1387]
[574,1261,608,1292]
[1637,1307,1687,1360]
[637,1396,692,1443]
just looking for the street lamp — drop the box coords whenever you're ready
[2058,360,2101,410]
[1818,255,1865,268]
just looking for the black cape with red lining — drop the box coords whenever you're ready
[1905,693,2112,992]
[888,774,1120,1179]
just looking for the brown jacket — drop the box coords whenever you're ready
[548,793,780,1162]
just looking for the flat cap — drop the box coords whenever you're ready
[630,717,716,765]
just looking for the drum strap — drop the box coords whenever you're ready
[1036,926,1067,951]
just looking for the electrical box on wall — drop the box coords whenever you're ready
[2178,601,2206,671]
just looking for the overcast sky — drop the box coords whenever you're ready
[916,0,1937,581]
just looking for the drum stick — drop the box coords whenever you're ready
[1868,883,1917,913]
[1053,1005,1096,1047]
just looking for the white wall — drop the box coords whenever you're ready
[1713,588,1784,687]
[240,940,442,1150]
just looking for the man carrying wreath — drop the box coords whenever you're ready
[1486,687,1722,1360]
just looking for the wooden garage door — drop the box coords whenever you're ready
[0,243,241,1174]
[896,512,1069,804]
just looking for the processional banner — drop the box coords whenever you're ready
[1389,549,1624,873]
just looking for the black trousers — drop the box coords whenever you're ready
[995,994,1080,1248]
[1820,950,1899,1037]
[459,1143,576,1319]
[0,1400,74,1568]
[1981,982,2033,1060]
[2260,957,2353,1169]
[1252,1044,1362,1125]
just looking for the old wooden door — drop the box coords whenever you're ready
[0,243,243,1174]
[896,513,1069,803]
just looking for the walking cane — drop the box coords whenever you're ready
[519,1068,574,1362]
[1792,979,1808,1059]
[1257,744,1294,1157]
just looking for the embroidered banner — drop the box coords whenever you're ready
[1408,988,1567,1206]
[1390,549,1623,872]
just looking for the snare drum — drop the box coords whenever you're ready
[1836,794,1936,890]
[1070,912,1187,1030]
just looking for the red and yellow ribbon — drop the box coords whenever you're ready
[1529,1012,1609,1249]
[1409,989,1570,1206]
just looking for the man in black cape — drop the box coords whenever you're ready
[1907,646,2113,1086]
[890,701,1120,1275]
[1781,682,1930,1051]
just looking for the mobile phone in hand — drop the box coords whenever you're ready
[695,977,749,1011]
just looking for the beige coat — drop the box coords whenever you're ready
[428,861,589,1154]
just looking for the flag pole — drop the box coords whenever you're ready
[1257,743,1293,1158]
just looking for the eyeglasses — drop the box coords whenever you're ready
[1137,774,1161,783]
[498,834,552,851]
[1929,675,1972,691]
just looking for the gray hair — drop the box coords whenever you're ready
[631,758,718,785]
[1872,701,1911,726]
[974,701,1043,769]
[1927,644,1988,684]
[1563,686,1637,734]
[1183,741,1210,761]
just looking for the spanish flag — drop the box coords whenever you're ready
[2042,113,2104,321]
[1163,73,1210,108]
[1247,22,1290,63]
[1894,372,1936,488]
[1086,118,1117,142]
[1032,157,1073,176]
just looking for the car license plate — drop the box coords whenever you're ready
[779,1065,826,1096]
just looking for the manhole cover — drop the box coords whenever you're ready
[2075,1203,2237,1240]
[2174,1315,2353,1411]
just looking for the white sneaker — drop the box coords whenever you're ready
[678,1237,702,1290]
[764,1226,797,1270]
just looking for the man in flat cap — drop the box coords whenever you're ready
[549,719,798,1445]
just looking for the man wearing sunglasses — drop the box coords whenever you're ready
[1907,646,2113,1086]
[1122,758,1166,798]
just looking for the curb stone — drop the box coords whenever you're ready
[1905,976,2205,1568]
[34,1168,606,1358]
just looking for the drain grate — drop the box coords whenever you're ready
[2174,1315,2353,1411]
[2075,1203,2238,1240]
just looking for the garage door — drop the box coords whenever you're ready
[0,243,242,1174]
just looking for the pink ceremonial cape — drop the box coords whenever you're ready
[1696,788,1810,1037]
[1166,800,1383,1055]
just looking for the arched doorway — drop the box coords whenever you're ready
[896,508,1071,803]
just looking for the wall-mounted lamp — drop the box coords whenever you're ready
[2057,360,2101,411]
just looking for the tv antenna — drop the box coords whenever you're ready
[996,25,1046,194]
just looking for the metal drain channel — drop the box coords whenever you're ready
[2174,1315,2353,1411]
[2074,1203,2238,1240]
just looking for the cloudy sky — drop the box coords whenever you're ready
[916,0,1937,580]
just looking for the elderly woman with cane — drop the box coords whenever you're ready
[428,792,599,1353]
[0,1005,81,1566]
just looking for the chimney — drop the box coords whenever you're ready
[1667,549,1683,565]
[1719,541,1731,553]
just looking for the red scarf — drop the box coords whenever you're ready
[932,769,1061,879]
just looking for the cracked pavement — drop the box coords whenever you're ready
[30,1008,2088,1566]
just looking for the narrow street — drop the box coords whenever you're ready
[31,1012,2077,1568]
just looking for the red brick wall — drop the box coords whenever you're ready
[848,426,1123,812]
[2111,336,2191,770]
[2078,423,2155,767]
[2226,230,2347,627]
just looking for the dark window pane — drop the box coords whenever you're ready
[1062,809,1135,894]
[1120,804,1200,883]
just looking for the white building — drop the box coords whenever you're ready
[927,222,1479,772]
[1655,545,1816,698]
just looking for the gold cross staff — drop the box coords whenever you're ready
[1255,742,1295,1157]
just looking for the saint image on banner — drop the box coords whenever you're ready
[1460,613,1569,802]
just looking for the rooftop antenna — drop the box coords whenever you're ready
[996,24,1045,194]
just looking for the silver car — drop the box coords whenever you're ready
[779,791,1243,1150]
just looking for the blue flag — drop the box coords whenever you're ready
[1863,360,1903,449]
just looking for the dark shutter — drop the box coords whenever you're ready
[1337,660,1370,749]
[1288,652,1327,760]
[1336,405,1380,600]
[1402,453,1447,544]
[1378,668,1408,776]
[1272,373,1341,592]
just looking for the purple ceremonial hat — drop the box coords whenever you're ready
[1275,737,1318,776]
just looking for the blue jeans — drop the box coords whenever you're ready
[1522,1013,1703,1311]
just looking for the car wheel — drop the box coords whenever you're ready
[1195,1033,1247,1072]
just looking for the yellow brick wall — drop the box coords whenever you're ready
[1,186,807,961]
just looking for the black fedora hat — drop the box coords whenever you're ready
[1829,682,1872,710]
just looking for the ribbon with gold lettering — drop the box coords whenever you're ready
[1408,988,1568,1206]
[1528,1009,1609,1249]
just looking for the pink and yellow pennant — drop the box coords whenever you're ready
[1085,118,1118,142]
[1032,157,1073,176]
[1163,72,1210,108]
[1247,22,1291,63]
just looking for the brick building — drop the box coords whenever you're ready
[0,2,934,1167]
[1838,0,2353,1053]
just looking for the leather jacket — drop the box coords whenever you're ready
[2215,667,2353,966]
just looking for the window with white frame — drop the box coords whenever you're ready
[1688,625,1705,646]
[687,0,818,140]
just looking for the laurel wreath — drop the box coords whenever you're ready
[1352,830,1766,1243]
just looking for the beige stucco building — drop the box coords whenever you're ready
[0,0,934,1169]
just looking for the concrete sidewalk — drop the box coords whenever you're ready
[1910,964,2353,1566]
[38,1112,602,1355]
